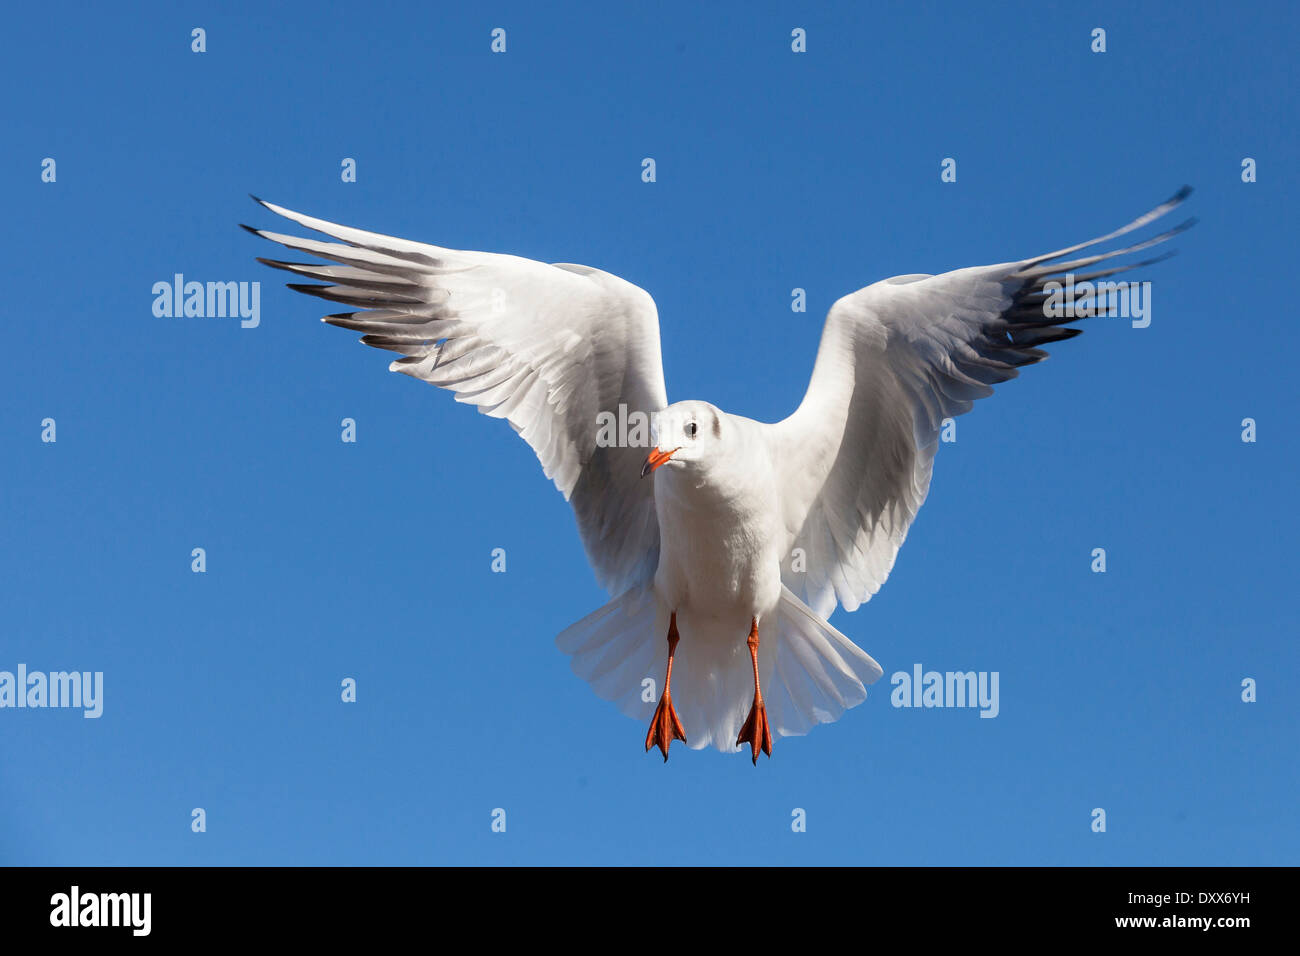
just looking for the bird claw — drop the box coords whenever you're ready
[645,691,686,761]
[737,696,772,764]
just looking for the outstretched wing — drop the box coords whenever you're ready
[771,188,1194,619]
[245,199,668,595]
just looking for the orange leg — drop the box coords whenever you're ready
[645,612,687,761]
[736,617,772,764]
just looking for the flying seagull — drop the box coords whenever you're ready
[246,188,1193,762]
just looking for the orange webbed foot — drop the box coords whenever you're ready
[645,691,687,761]
[737,696,773,765]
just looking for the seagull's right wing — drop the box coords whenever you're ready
[246,199,668,596]
[770,188,1194,619]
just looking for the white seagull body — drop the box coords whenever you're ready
[247,188,1192,759]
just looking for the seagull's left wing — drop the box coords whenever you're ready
[245,199,668,596]
[770,188,1194,619]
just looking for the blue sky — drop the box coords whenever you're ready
[2,0,1295,865]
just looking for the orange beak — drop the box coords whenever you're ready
[641,446,678,478]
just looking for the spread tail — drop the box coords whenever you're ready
[556,584,884,753]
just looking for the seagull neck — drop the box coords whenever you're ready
[657,452,770,518]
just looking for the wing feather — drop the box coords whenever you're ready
[772,189,1194,618]
[247,199,668,595]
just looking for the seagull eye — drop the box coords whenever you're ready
[686,422,698,438]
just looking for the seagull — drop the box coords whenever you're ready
[246,188,1193,762]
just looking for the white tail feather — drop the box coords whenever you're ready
[556,585,883,753]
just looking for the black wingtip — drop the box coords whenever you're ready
[249,193,268,207]
[1141,249,1179,267]
[239,223,263,237]
[1154,217,1198,243]
[1172,184,1194,202]
[285,283,338,301]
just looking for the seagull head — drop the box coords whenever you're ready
[642,402,724,478]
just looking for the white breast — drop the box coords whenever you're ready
[650,422,785,628]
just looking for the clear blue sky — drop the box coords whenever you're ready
[3,0,1295,865]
